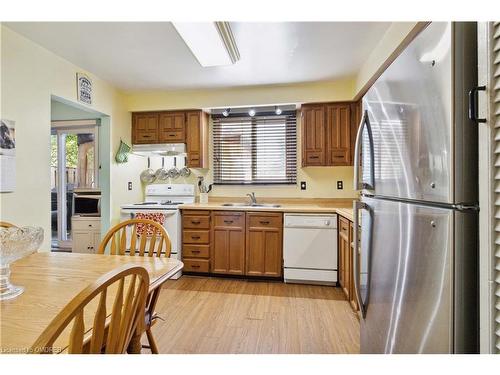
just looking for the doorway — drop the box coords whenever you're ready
[51,122,99,249]
[50,97,109,251]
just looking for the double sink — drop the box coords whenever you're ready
[221,203,281,208]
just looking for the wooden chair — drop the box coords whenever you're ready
[31,264,149,354]
[0,221,16,228]
[97,219,172,354]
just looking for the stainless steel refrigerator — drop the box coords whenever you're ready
[352,22,479,354]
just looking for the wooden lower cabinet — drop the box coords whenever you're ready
[211,211,245,275]
[182,210,283,278]
[182,210,211,274]
[245,212,283,278]
[338,215,359,313]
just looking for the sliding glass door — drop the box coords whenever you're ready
[51,124,98,249]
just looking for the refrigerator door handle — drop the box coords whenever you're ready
[353,200,372,319]
[468,85,486,123]
[353,110,375,192]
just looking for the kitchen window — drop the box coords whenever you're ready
[212,108,297,185]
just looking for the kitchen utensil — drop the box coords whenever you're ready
[168,156,180,179]
[155,157,169,181]
[198,176,204,193]
[140,157,156,183]
[180,156,191,177]
[206,184,213,193]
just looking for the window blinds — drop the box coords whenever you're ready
[212,113,297,184]
[491,21,500,353]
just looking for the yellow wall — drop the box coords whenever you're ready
[1,21,422,241]
[126,79,358,201]
[354,22,423,97]
[0,25,143,249]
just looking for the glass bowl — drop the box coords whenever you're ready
[0,226,44,300]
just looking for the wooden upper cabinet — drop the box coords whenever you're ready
[326,104,351,166]
[211,211,245,275]
[301,101,359,167]
[186,110,209,168]
[245,212,283,278]
[132,109,209,168]
[301,105,326,166]
[132,113,159,144]
[158,112,185,142]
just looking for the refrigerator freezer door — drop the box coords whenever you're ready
[359,22,477,204]
[359,196,453,353]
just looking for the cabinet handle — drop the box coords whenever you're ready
[309,156,319,159]
[191,235,200,240]
[191,265,200,268]
[224,220,234,224]
[260,220,270,225]
[169,134,176,137]
[191,220,201,224]
[143,135,151,138]
[191,250,200,253]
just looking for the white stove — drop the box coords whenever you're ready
[120,184,195,279]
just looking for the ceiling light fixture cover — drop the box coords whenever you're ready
[172,22,240,67]
[248,109,256,117]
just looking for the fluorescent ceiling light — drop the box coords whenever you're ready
[172,22,240,67]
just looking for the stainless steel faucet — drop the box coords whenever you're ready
[246,192,257,205]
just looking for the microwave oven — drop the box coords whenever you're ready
[73,190,101,216]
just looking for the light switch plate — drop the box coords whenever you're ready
[300,181,307,190]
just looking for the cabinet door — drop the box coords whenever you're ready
[349,221,359,311]
[211,212,245,275]
[245,213,283,277]
[339,217,351,299]
[72,231,92,253]
[159,112,185,142]
[186,111,208,168]
[326,104,351,165]
[132,113,159,144]
[301,105,326,166]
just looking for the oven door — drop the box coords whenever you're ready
[120,209,180,256]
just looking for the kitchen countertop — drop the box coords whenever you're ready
[179,201,355,221]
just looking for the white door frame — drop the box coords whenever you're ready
[51,121,99,248]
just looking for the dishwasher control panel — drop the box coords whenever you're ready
[284,214,337,229]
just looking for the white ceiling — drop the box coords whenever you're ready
[6,22,391,91]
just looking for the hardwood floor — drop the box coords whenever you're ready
[145,276,360,354]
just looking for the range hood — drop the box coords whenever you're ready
[132,143,186,157]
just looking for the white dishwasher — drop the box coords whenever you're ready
[283,214,337,285]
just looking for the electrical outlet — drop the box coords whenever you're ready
[128,182,133,191]
[300,181,307,190]
[337,181,343,190]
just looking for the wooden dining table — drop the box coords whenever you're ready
[0,252,183,354]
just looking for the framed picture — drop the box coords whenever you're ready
[0,119,16,192]
[76,72,92,105]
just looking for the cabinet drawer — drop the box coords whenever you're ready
[339,217,349,236]
[213,212,245,228]
[159,130,184,142]
[135,131,158,143]
[183,230,210,244]
[72,218,100,231]
[183,258,210,273]
[183,215,210,229]
[304,151,324,165]
[247,213,282,229]
[183,210,210,216]
[183,244,210,258]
